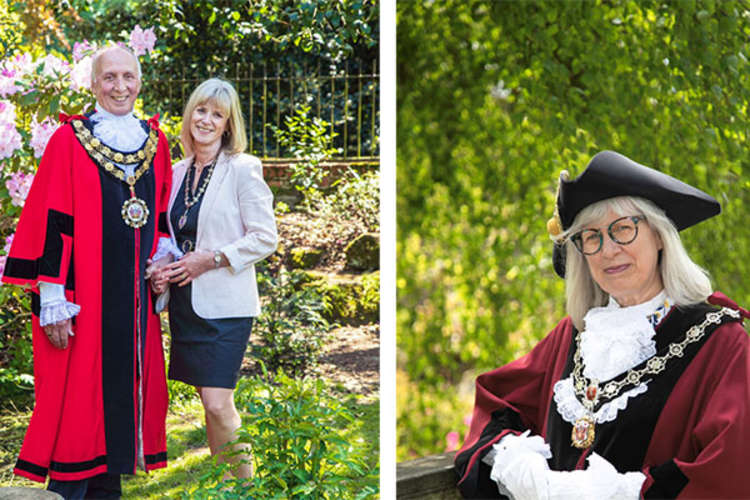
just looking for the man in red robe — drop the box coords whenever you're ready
[2,45,172,498]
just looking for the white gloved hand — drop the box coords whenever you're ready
[488,433,646,500]
[545,452,645,500]
[488,430,552,500]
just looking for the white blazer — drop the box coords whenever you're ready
[167,151,278,318]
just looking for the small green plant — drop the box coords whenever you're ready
[0,286,34,404]
[183,368,377,499]
[252,268,331,376]
[270,106,341,204]
[309,170,379,233]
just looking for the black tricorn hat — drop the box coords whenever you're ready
[550,150,720,278]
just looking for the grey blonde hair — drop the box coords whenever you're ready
[90,45,142,84]
[180,78,247,156]
[556,196,713,330]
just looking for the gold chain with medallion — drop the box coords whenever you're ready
[72,120,158,228]
[569,307,739,449]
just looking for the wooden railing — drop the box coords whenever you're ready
[396,451,462,499]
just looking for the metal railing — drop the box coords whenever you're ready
[149,60,379,160]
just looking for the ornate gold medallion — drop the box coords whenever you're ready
[178,213,188,229]
[571,415,595,449]
[121,197,150,228]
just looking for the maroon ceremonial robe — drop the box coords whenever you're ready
[455,293,750,499]
[2,113,172,482]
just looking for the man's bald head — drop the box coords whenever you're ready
[90,46,142,115]
[90,45,141,85]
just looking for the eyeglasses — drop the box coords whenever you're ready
[570,215,645,255]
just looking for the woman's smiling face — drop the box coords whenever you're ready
[189,100,229,149]
[583,209,664,306]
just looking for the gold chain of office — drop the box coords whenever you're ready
[569,307,739,449]
[72,119,159,228]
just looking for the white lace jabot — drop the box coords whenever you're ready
[580,291,668,381]
[90,103,147,154]
[553,291,672,425]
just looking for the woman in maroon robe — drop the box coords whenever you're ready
[455,151,750,499]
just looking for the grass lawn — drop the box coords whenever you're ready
[0,385,379,498]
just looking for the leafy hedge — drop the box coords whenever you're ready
[397,0,750,459]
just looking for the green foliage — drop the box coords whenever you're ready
[309,169,380,232]
[53,0,379,153]
[271,105,342,203]
[397,0,750,459]
[0,286,33,403]
[305,271,379,325]
[252,268,331,376]
[183,370,378,499]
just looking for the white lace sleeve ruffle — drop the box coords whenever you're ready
[553,376,648,424]
[40,300,81,327]
[38,281,80,327]
[151,237,183,263]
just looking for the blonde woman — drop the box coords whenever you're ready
[149,78,277,477]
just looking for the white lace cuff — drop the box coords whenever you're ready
[39,281,65,305]
[151,237,183,263]
[40,299,81,327]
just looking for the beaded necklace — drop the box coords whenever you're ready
[178,157,217,230]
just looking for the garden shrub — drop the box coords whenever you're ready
[309,169,379,233]
[252,268,331,377]
[183,369,378,499]
[271,105,341,204]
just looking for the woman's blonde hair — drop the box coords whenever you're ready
[180,78,247,156]
[557,196,713,330]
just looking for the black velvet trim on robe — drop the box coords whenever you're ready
[4,209,74,282]
[455,408,526,499]
[644,459,689,499]
[77,118,157,474]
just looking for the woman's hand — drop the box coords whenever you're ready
[162,250,215,287]
[146,256,172,294]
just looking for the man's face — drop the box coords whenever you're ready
[92,48,141,116]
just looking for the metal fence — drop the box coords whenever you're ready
[149,60,379,160]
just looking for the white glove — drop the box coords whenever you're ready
[488,430,552,500]
[545,453,645,500]
[487,432,645,500]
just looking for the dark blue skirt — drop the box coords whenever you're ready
[167,281,253,389]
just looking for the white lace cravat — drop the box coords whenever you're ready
[554,291,672,425]
[89,103,147,177]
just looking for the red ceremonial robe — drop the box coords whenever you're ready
[455,294,750,499]
[2,113,172,482]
